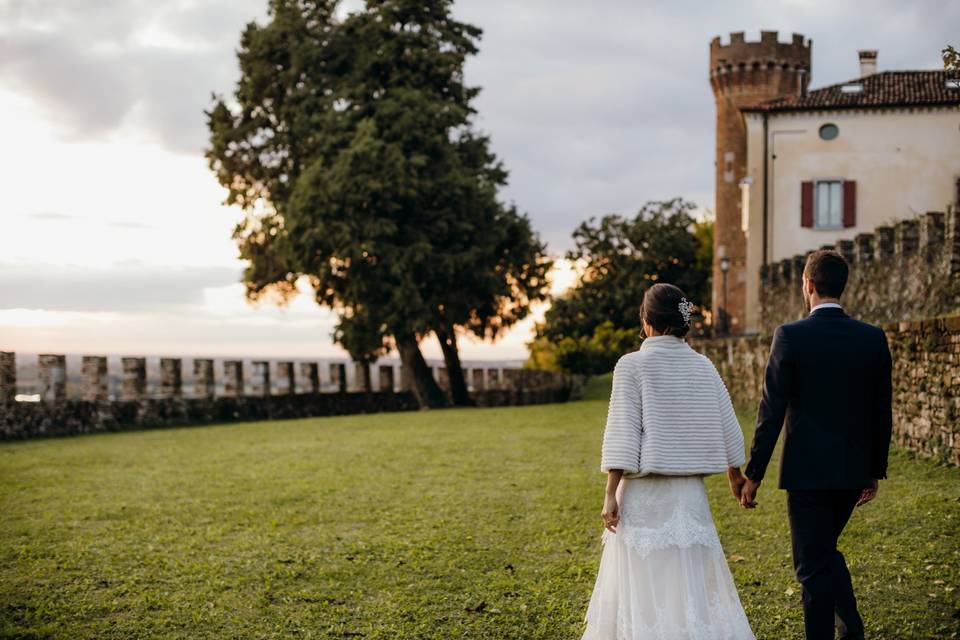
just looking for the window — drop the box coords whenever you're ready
[815,180,843,228]
[818,123,839,140]
[802,180,856,229]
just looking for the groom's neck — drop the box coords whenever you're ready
[809,294,841,308]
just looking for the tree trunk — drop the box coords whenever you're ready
[435,318,474,407]
[396,330,448,409]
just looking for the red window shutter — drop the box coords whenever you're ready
[843,180,857,228]
[801,181,814,228]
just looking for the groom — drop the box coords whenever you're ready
[734,249,893,640]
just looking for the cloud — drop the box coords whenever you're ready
[25,212,78,221]
[21,213,155,229]
[0,0,266,154]
[455,0,958,251]
[105,220,154,230]
[0,262,244,312]
[1,0,956,254]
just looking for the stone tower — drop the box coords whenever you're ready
[709,31,811,333]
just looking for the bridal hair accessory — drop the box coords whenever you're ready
[678,298,694,325]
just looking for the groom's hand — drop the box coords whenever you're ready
[740,476,760,509]
[856,479,879,507]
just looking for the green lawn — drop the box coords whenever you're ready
[1,377,958,639]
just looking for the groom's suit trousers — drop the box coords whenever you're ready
[787,488,865,640]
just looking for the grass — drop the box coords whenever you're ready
[1,375,958,639]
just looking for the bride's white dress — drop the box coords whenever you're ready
[581,474,755,640]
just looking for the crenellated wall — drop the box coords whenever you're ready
[758,207,960,335]
[0,352,585,440]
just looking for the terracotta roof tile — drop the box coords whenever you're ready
[743,70,960,112]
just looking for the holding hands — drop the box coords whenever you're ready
[727,467,759,509]
[727,466,879,509]
[740,477,760,508]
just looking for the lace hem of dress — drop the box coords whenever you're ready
[600,508,722,559]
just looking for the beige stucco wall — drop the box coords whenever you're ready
[743,115,767,333]
[741,106,960,332]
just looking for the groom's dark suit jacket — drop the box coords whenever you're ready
[744,306,893,490]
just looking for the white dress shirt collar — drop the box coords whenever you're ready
[810,302,843,314]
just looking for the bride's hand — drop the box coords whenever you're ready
[727,466,746,500]
[602,493,620,532]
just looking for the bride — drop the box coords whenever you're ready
[581,283,755,640]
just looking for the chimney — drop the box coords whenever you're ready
[858,50,878,77]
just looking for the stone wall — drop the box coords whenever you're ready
[691,314,960,467]
[689,335,769,411]
[886,316,960,466]
[0,386,580,440]
[758,207,960,335]
[0,351,585,441]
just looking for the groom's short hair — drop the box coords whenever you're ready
[803,249,849,298]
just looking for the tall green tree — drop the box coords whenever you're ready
[531,198,709,374]
[425,201,552,405]
[206,0,549,407]
[945,45,960,113]
[692,218,714,310]
[944,45,959,73]
[335,1,552,405]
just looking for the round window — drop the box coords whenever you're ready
[819,123,839,140]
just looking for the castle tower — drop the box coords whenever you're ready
[709,31,811,333]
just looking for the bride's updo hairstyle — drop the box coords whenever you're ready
[640,283,691,338]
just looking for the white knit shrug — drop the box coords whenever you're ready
[599,334,746,477]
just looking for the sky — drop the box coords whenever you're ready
[1,0,955,362]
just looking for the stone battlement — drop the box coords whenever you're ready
[759,206,960,334]
[0,352,584,439]
[709,30,811,89]
[711,30,809,50]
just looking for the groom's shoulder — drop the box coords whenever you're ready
[847,316,886,334]
[850,317,889,346]
[769,316,827,344]
[772,317,807,337]
[774,314,886,342]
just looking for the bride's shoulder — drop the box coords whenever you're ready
[615,349,643,370]
[674,346,721,377]
[692,351,724,381]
